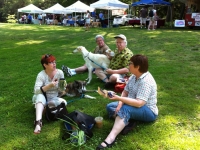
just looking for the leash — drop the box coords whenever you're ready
[67,94,85,104]
[84,52,107,70]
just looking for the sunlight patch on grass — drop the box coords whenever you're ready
[164,132,200,149]
[10,25,33,30]
[16,40,45,45]
[160,115,179,124]
[0,23,9,27]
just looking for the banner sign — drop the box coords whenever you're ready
[174,20,185,27]
[191,13,200,21]
[112,10,125,16]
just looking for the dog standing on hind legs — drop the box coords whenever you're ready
[73,46,111,84]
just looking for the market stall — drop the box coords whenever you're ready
[131,0,171,28]
[17,4,43,24]
[90,0,129,27]
[183,0,200,28]
[43,3,70,25]
[64,0,94,26]
[129,19,165,28]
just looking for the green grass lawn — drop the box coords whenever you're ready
[0,23,200,150]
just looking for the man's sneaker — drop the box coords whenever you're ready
[61,65,72,77]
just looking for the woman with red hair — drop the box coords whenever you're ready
[32,54,67,134]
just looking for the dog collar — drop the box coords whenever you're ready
[84,52,90,59]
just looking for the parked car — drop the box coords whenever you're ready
[113,14,134,26]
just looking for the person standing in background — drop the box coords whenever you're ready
[140,7,147,28]
[91,9,96,22]
[148,7,157,30]
[38,14,42,25]
[99,11,104,27]
[27,14,32,24]
[24,14,27,23]
[62,14,67,26]
[85,10,91,31]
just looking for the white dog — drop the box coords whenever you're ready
[73,46,111,84]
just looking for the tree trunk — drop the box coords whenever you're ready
[166,6,171,22]
[179,3,185,19]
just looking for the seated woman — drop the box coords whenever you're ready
[96,54,158,149]
[32,54,67,134]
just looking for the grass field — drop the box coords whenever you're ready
[0,23,200,150]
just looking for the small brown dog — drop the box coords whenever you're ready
[58,80,96,99]
[92,22,101,27]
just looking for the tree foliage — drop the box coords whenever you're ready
[0,0,187,22]
[7,14,17,23]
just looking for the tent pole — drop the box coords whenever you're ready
[75,11,76,26]
[17,12,19,23]
[171,6,173,28]
[108,9,109,28]
[53,14,55,25]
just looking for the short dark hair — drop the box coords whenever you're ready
[41,54,55,69]
[130,54,148,73]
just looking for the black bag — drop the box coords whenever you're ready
[40,87,68,121]
[149,10,154,17]
[45,102,68,121]
[62,110,95,140]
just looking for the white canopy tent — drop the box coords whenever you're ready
[18,4,43,13]
[64,0,95,23]
[64,0,94,13]
[43,3,68,14]
[90,0,129,10]
[17,4,43,24]
[90,0,129,27]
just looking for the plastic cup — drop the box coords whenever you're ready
[59,78,66,91]
[95,117,103,128]
[110,51,115,57]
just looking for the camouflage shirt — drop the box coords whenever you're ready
[109,47,133,75]
[93,44,110,55]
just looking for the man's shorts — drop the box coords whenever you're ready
[140,17,147,24]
